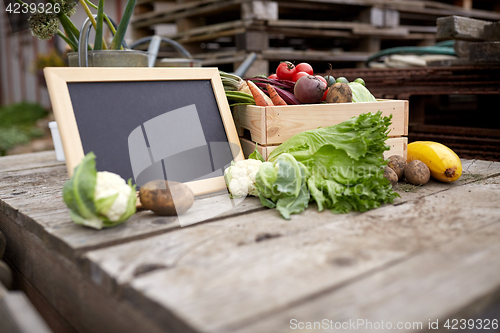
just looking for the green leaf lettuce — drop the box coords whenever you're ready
[267,111,399,214]
[255,153,310,219]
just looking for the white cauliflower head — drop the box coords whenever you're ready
[224,159,263,197]
[95,171,133,221]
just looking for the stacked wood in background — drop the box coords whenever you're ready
[232,100,408,160]
[327,65,500,161]
[131,0,500,76]
[436,15,500,65]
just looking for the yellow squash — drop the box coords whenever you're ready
[407,141,462,182]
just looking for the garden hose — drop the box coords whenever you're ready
[365,40,456,66]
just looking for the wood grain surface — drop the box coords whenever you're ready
[1,151,500,333]
[233,100,408,145]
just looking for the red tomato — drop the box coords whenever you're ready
[295,62,314,75]
[321,88,328,101]
[276,61,296,81]
[268,74,279,80]
[292,71,310,82]
[319,80,328,101]
[315,75,327,85]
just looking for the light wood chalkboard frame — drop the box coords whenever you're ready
[43,67,244,196]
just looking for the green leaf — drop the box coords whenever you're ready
[275,184,309,220]
[69,210,103,230]
[100,179,137,228]
[348,82,377,103]
[95,193,118,216]
[63,152,98,221]
[255,153,309,219]
[117,179,137,222]
[249,144,265,162]
[110,0,136,49]
[268,111,399,214]
[258,193,276,209]
[94,0,105,50]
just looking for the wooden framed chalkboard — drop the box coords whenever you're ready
[43,67,243,196]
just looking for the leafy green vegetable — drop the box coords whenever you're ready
[268,111,398,214]
[248,144,265,162]
[349,82,377,103]
[255,153,310,219]
[63,152,136,229]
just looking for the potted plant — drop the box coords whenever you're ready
[21,0,148,66]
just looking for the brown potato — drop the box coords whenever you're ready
[404,160,430,186]
[387,155,406,181]
[325,82,353,103]
[383,166,398,187]
[139,180,194,216]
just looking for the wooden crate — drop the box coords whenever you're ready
[233,99,409,160]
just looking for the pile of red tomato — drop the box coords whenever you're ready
[269,61,330,101]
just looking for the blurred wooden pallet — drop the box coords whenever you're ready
[327,65,500,99]
[131,0,500,75]
[436,15,500,64]
[327,65,500,161]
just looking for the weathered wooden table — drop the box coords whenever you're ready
[1,151,500,333]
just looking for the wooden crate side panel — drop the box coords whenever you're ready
[233,105,267,144]
[403,100,409,136]
[265,100,407,145]
[240,137,407,161]
[239,137,266,160]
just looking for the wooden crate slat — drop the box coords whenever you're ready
[436,15,491,41]
[240,137,408,161]
[234,100,408,145]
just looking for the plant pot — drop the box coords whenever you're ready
[67,50,148,67]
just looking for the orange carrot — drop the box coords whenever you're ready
[247,80,273,106]
[266,84,287,106]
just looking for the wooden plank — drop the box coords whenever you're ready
[453,39,473,58]
[0,229,5,259]
[0,213,171,333]
[261,49,371,62]
[469,41,500,63]
[0,291,53,333]
[132,0,243,28]
[233,211,500,333]
[0,261,11,289]
[0,164,263,259]
[239,137,408,161]
[83,177,500,332]
[165,20,248,40]
[241,0,278,21]
[436,15,491,41]
[484,22,500,41]
[0,151,63,173]
[232,105,266,144]
[264,100,407,145]
[235,30,269,52]
[235,101,408,145]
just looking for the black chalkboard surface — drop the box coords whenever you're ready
[44,68,243,195]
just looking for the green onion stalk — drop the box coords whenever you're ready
[93,0,105,50]
[23,0,132,52]
[109,0,136,50]
[84,0,117,36]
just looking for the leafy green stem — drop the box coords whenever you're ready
[57,30,78,51]
[110,0,136,50]
[93,0,105,50]
[78,0,107,49]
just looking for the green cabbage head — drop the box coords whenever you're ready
[63,152,137,229]
[255,153,310,220]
